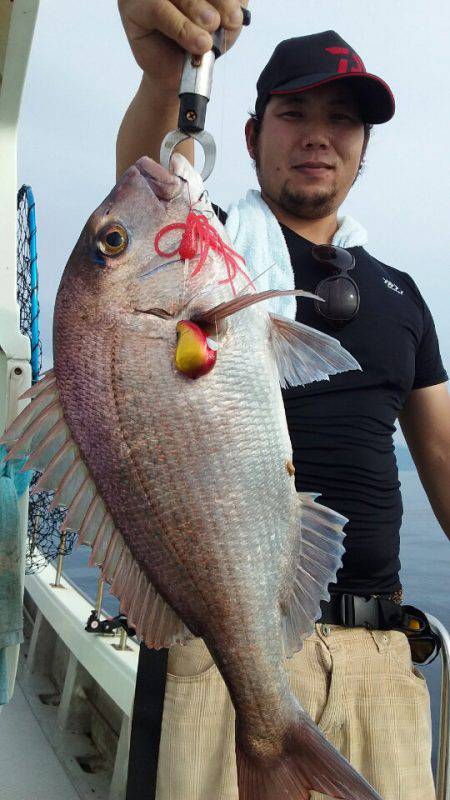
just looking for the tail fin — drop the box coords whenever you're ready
[236,707,382,800]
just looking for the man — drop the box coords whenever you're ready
[117,3,450,799]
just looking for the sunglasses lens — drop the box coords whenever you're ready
[315,276,359,323]
[409,637,438,665]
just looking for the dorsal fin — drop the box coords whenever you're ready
[60,475,97,531]
[4,401,63,460]
[32,440,78,493]
[77,495,107,546]
[89,514,115,566]
[1,371,192,649]
[48,456,88,511]
[18,369,56,399]
[20,418,70,471]
[0,384,59,447]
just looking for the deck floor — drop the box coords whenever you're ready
[0,680,81,800]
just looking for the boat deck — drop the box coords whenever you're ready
[0,560,140,800]
[0,679,80,800]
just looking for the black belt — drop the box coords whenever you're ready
[319,593,404,630]
[317,592,441,666]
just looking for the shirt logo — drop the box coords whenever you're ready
[383,278,404,295]
[325,47,365,74]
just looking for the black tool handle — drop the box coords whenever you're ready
[177,6,251,132]
[241,7,251,25]
[178,93,208,133]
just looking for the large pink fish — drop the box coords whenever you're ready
[2,155,381,800]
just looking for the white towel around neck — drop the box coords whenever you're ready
[224,189,368,319]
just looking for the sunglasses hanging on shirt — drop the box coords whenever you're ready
[311,244,360,327]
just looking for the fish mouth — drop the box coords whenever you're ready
[132,156,183,203]
[101,157,183,213]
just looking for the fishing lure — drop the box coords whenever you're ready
[154,209,256,297]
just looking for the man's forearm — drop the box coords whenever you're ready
[116,73,194,179]
[414,453,450,542]
[399,384,450,542]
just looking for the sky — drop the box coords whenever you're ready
[18,0,450,386]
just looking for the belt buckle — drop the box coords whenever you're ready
[339,594,380,628]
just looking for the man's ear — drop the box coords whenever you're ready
[245,118,257,160]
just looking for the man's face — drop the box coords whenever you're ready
[246,83,366,220]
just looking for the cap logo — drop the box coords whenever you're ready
[325,47,365,74]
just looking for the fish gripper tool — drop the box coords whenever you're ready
[160,6,251,181]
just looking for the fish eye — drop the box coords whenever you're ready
[96,224,128,257]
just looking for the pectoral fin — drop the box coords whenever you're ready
[192,289,360,388]
[269,313,361,388]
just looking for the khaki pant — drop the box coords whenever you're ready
[156,625,435,800]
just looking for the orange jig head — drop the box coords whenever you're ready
[174,320,218,379]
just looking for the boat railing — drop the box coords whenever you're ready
[24,560,139,800]
[428,614,450,800]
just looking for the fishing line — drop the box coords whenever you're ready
[242,263,277,289]
[216,25,228,205]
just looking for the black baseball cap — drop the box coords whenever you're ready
[255,31,395,124]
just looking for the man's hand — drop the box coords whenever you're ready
[117,0,249,176]
[118,0,248,94]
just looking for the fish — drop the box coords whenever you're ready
[1,154,382,800]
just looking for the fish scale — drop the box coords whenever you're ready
[112,322,292,660]
[113,344,284,632]
[127,349,297,719]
